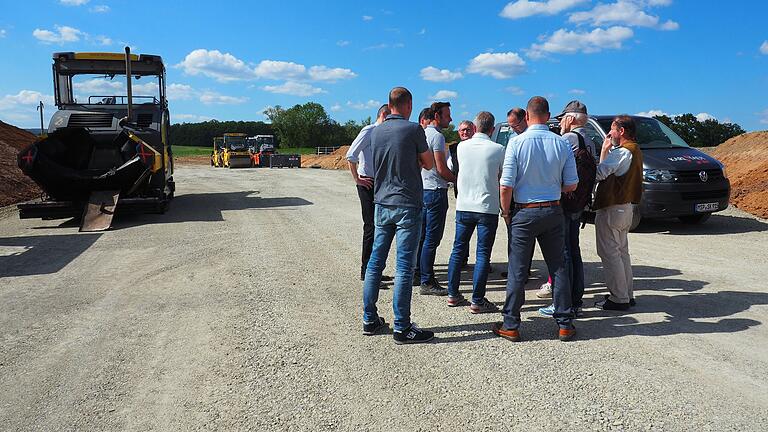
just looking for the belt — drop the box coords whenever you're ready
[515,200,560,209]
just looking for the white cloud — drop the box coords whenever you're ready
[500,0,587,19]
[695,113,716,122]
[568,89,586,95]
[0,90,54,112]
[166,83,195,101]
[569,1,679,31]
[363,43,405,51]
[418,28,427,35]
[429,90,458,100]
[362,15,373,21]
[176,49,255,82]
[253,60,307,80]
[173,114,213,123]
[506,86,525,95]
[95,35,112,45]
[89,4,110,13]
[33,25,84,44]
[761,41,768,55]
[758,109,768,125]
[635,110,718,122]
[262,81,325,97]
[0,29,6,38]
[60,0,89,5]
[307,65,357,82]
[177,49,357,84]
[330,103,342,112]
[347,100,382,110]
[199,91,248,105]
[466,52,527,79]
[528,26,634,58]
[420,66,463,82]
[337,40,350,47]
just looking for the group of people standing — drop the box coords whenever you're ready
[346,86,642,345]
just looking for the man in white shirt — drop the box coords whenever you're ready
[445,112,505,313]
[346,104,392,282]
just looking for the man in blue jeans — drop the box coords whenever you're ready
[416,101,456,296]
[362,87,436,345]
[494,96,579,342]
[445,111,505,313]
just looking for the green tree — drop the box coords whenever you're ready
[653,114,744,147]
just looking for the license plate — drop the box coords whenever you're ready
[695,202,718,212]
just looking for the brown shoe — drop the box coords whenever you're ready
[492,322,521,342]
[558,327,577,342]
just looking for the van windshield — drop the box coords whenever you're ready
[597,117,689,149]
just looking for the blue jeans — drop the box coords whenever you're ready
[447,211,499,303]
[418,188,448,284]
[564,211,585,308]
[363,204,423,332]
[503,206,574,330]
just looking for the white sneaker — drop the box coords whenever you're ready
[535,282,553,299]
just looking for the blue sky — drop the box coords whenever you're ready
[1,0,767,131]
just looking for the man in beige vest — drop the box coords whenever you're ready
[593,115,643,311]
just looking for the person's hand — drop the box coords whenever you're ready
[501,212,511,226]
[602,134,614,153]
[356,176,373,189]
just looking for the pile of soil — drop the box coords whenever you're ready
[0,120,41,207]
[710,131,768,219]
[300,145,350,170]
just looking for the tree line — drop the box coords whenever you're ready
[169,102,745,149]
[653,114,744,147]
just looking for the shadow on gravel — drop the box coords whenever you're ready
[537,290,767,340]
[632,213,768,235]
[113,191,313,228]
[0,234,101,277]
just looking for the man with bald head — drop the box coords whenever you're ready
[494,96,579,342]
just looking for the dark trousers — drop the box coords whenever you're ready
[503,206,574,330]
[357,183,375,280]
[564,211,585,307]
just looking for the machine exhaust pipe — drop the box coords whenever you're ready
[124,46,133,124]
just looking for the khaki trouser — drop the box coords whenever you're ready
[595,203,634,303]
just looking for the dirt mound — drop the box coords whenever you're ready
[711,131,768,219]
[300,145,350,170]
[0,120,41,207]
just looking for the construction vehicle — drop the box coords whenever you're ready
[211,136,224,167]
[16,48,174,231]
[222,133,252,168]
[247,134,276,167]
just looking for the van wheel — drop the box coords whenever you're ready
[629,206,642,231]
[678,214,711,225]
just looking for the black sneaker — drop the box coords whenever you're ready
[595,297,630,311]
[412,272,421,287]
[602,294,636,307]
[419,280,448,296]
[363,317,388,335]
[393,323,434,344]
[381,275,393,282]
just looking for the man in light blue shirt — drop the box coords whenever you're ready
[493,96,579,343]
[346,104,391,282]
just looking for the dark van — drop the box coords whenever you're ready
[491,115,730,228]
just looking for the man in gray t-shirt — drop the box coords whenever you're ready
[362,87,436,345]
[416,101,456,296]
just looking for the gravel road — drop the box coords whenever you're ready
[1,165,767,431]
